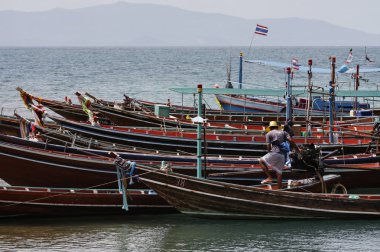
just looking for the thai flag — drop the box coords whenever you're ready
[291,58,300,71]
[345,48,353,64]
[255,24,269,36]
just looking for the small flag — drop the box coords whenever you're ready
[366,55,375,63]
[365,47,375,63]
[345,48,353,64]
[291,58,300,71]
[255,24,269,36]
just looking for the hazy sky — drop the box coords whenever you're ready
[1,0,379,34]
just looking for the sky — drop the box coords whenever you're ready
[0,0,379,34]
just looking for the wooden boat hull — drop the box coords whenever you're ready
[20,89,375,130]
[138,167,380,219]
[216,94,285,113]
[49,115,371,156]
[0,116,21,137]
[0,186,174,218]
[4,114,372,150]
[1,135,380,189]
[1,132,379,167]
[215,94,369,115]
[34,96,112,124]
[26,90,372,122]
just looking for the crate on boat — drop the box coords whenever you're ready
[154,105,170,117]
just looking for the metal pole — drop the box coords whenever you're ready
[355,64,360,111]
[285,67,292,121]
[329,56,336,143]
[202,103,207,179]
[197,84,203,178]
[305,59,313,142]
[239,52,243,89]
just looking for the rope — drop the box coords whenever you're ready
[331,183,348,194]
[246,33,256,60]
[0,169,155,210]
[0,178,120,210]
[316,170,327,193]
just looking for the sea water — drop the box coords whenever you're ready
[1,47,380,251]
[1,47,380,114]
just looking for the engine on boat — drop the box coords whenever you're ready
[290,143,324,174]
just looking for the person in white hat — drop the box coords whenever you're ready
[259,121,296,188]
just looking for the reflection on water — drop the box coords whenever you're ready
[0,214,379,251]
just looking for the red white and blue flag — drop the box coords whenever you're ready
[345,48,353,64]
[291,58,300,71]
[255,24,269,36]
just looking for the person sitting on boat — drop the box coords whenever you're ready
[259,121,297,188]
[284,120,294,137]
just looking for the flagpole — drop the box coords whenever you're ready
[246,32,256,60]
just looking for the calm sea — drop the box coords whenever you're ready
[1,47,380,114]
[1,47,380,251]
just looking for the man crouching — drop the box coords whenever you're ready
[259,121,296,189]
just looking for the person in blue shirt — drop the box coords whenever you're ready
[259,121,297,188]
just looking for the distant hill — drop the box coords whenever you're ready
[0,2,379,46]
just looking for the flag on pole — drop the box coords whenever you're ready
[255,24,269,36]
[345,48,353,64]
[291,58,300,71]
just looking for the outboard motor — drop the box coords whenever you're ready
[290,143,325,175]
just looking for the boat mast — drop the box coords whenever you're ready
[197,84,203,178]
[329,56,336,143]
[354,64,360,111]
[239,52,243,89]
[305,59,313,143]
[285,67,292,121]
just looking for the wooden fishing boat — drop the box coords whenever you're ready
[18,87,374,127]
[2,136,380,191]
[0,186,173,218]
[18,88,266,127]
[0,133,258,166]
[36,94,374,127]
[0,115,21,137]
[0,174,345,218]
[0,139,288,189]
[47,115,270,156]
[73,121,374,145]
[16,87,113,124]
[93,102,376,132]
[3,113,374,152]
[2,113,375,162]
[48,115,371,156]
[138,165,380,219]
[1,132,380,169]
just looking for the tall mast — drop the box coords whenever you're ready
[354,64,360,111]
[285,67,292,121]
[329,56,336,143]
[305,59,313,142]
[196,84,203,178]
[238,52,243,89]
